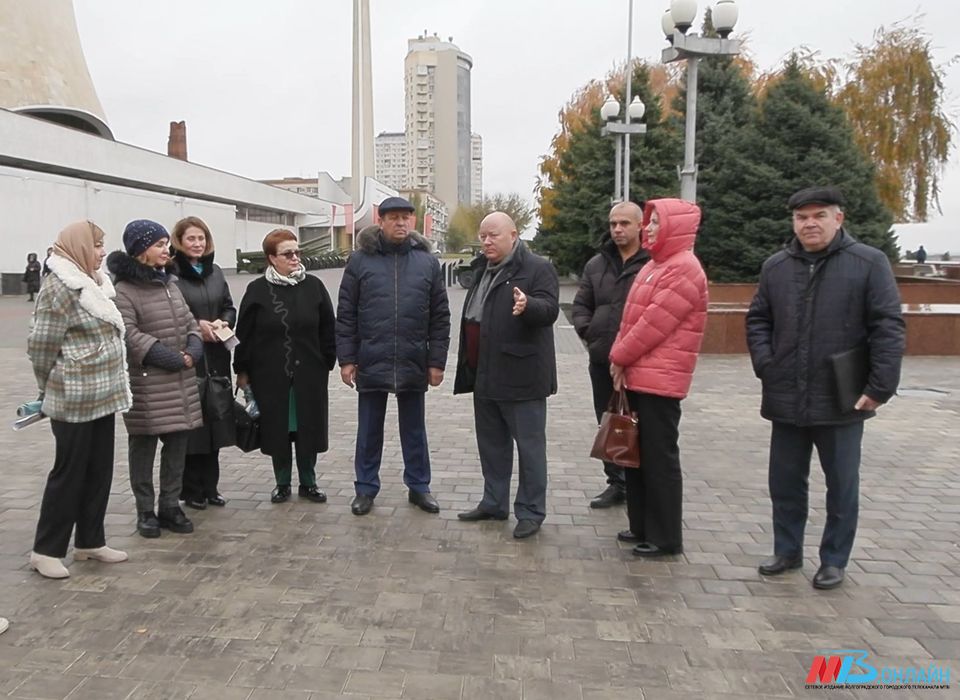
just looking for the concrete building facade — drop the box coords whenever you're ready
[470,132,483,205]
[404,33,472,212]
[374,131,408,191]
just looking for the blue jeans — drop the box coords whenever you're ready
[354,391,431,497]
[769,421,864,568]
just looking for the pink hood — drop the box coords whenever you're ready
[643,198,701,263]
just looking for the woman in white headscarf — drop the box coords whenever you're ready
[26,221,132,579]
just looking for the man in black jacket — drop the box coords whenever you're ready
[746,186,905,590]
[454,212,559,539]
[336,197,451,516]
[572,201,647,508]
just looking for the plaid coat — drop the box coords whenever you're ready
[28,255,132,423]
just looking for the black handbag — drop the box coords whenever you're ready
[234,398,261,453]
[590,389,641,468]
[198,375,233,421]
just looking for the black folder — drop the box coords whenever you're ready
[830,346,869,413]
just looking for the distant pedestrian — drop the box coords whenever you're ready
[42,246,54,276]
[572,201,647,509]
[108,220,203,539]
[27,221,132,579]
[746,186,905,590]
[915,245,927,264]
[23,253,41,301]
[609,199,708,557]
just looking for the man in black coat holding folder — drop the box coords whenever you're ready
[746,186,905,590]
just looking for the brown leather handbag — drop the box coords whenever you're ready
[590,389,640,468]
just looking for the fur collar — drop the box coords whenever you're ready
[355,226,434,255]
[107,250,177,285]
[47,254,124,335]
[173,250,215,280]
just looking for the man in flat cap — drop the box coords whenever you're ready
[746,186,905,589]
[336,196,450,516]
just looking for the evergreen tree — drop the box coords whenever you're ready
[702,57,896,281]
[534,63,681,274]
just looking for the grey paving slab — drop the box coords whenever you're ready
[0,270,957,698]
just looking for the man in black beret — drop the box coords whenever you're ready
[745,186,905,590]
[336,196,451,516]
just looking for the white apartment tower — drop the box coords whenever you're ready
[470,133,483,205]
[404,33,473,211]
[374,131,408,191]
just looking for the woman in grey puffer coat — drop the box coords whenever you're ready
[107,220,203,539]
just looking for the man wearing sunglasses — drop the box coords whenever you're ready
[336,197,451,516]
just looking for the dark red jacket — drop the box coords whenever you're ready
[609,199,708,399]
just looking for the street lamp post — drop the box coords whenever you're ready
[661,0,741,202]
[601,95,647,203]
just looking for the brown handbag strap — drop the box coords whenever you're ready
[606,388,631,416]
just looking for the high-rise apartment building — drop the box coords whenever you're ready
[404,33,472,211]
[470,133,483,205]
[374,131,408,191]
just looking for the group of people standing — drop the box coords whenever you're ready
[573,186,904,590]
[21,185,905,592]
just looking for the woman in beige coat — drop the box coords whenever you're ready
[27,221,132,579]
[107,220,203,539]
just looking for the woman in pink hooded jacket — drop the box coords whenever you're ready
[609,198,708,556]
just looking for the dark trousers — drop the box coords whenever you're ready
[625,391,683,550]
[354,391,431,496]
[588,361,626,489]
[180,450,221,501]
[769,421,864,568]
[272,435,317,488]
[474,396,548,523]
[128,431,189,513]
[33,415,116,558]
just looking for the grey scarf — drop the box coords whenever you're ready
[464,243,518,323]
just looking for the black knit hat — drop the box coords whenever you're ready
[123,220,169,257]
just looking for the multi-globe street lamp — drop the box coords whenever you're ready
[661,0,741,202]
[601,93,647,203]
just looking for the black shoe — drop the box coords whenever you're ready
[271,485,291,503]
[513,519,541,539]
[157,507,194,534]
[351,494,375,516]
[182,497,207,510]
[298,485,327,503]
[590,485,626,509]
[137,511,161,539]
[632,542,682,557]
[617,529,641,543]
[457,507,508,522]
[813,565,845,590]
[408,490,440,513]
[758,554,803,576]
[206,494,227,507]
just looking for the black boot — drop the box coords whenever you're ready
[137,511,161,538]
[157,506,194,534]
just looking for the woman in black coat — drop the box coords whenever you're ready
[171,217,237,509]
[234,229,337,504]
[24,253,42,301]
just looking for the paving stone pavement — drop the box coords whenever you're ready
[0,269,957,699]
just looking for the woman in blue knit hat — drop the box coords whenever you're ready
[107,220,204,538]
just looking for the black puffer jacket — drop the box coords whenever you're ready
[173,250,237,453]
[571,239,648,364]
[746,229,905,426]
[336,227,450,393]
[453,242,560,401]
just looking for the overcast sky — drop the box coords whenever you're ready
[73,0,959,250]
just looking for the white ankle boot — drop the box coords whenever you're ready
[74,546,128,563]
[29,552,70,579]
[0,617,8,635]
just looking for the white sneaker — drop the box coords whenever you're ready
[0,617,8,635]
[73,546,128,563]
[29,552,70,579]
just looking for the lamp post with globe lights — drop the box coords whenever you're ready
[601,94,647,203]
[661,0,741,202]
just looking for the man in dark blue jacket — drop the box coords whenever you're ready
[746,186,905,590]
[572,201,647,509]
[454,212,559,539]
[336,197,451,516]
